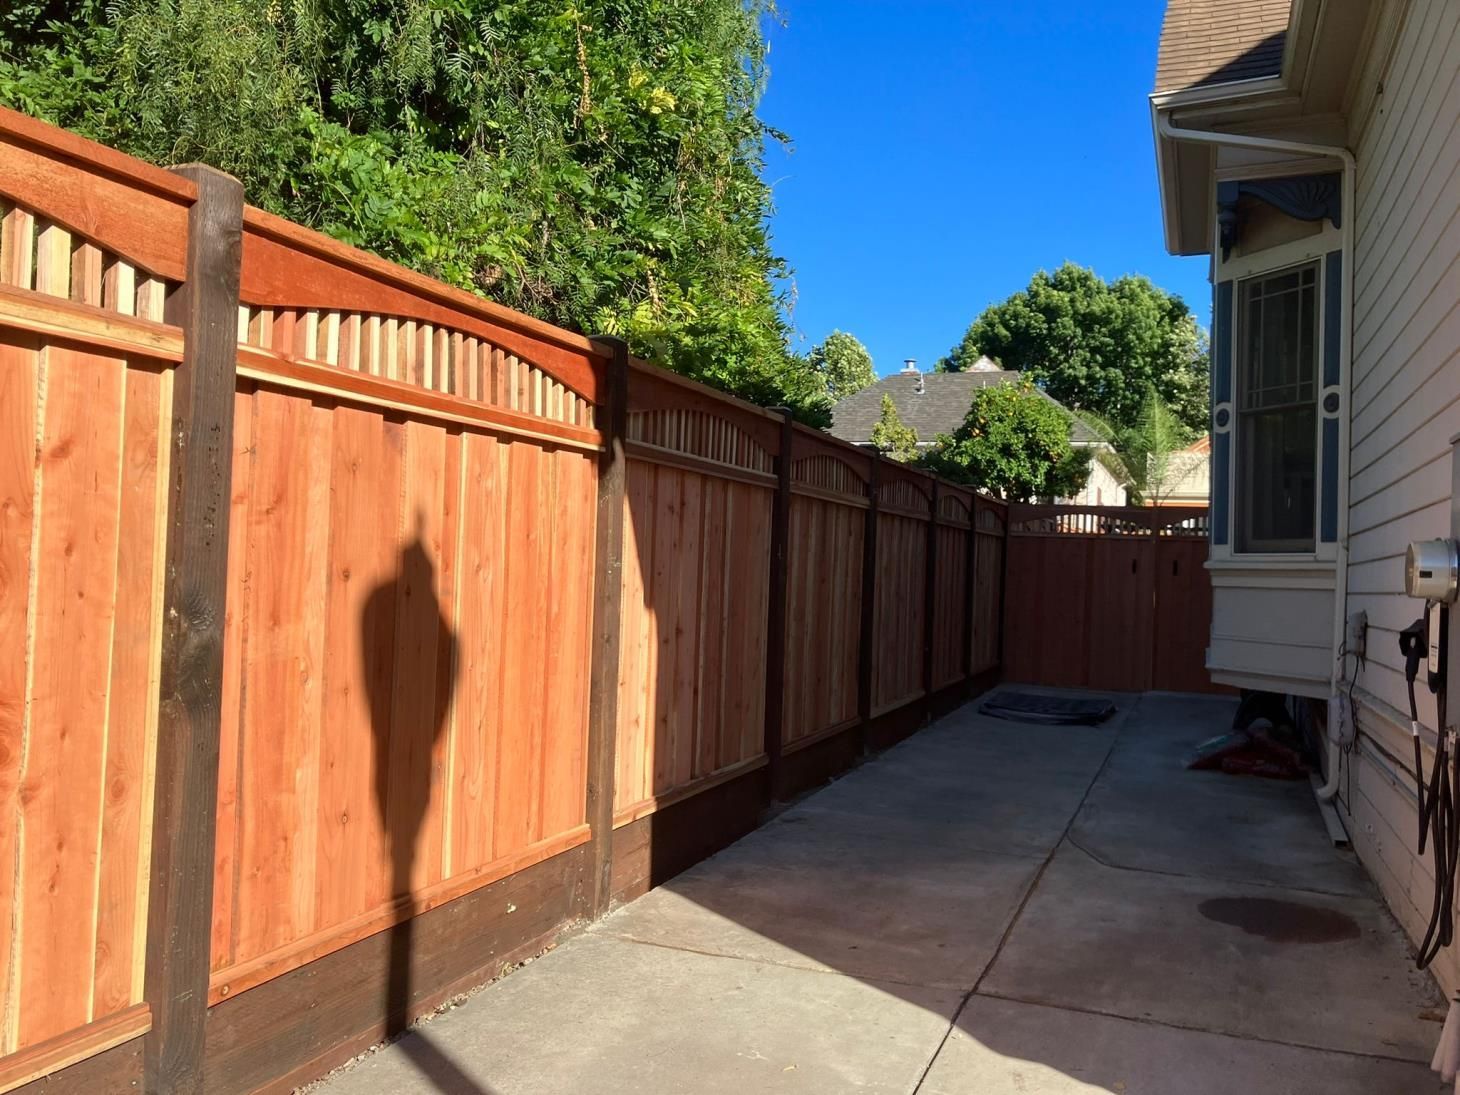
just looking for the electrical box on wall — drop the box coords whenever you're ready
[1346,610,1367,660]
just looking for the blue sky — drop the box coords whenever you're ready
[759,1,1210,376]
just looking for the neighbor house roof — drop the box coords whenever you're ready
[1153,0,1290,94]
[828,371,1102,448]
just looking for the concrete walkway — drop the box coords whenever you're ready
[310,690,1448,1094]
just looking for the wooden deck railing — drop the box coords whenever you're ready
[0,107,1010,1095]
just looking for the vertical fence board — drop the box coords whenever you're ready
[695,479,727,778]
[21,345,126,1045]
[451,432,506,873]
[0,335,37,1054]
[92,364,167,1018]
[315,404,399,930]
[387,421,449,891]
[542,448,593,840]
[210,389,254,977]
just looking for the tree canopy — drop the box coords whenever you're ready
[870,393,919,462]
[1077,390,1188,506]
[0,0,835,423]
[938,262,1209,435]
[922,379,1090,502]
[805,330,875,403]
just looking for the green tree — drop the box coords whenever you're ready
[0,0,833,424]
[870,393,919,462]
[806,330,875,402]
[923,379,1091,502]
[938,262,1209,435]
[1078,388,1188,506]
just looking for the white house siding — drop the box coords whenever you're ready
[1341,0,1460,995]
[1067,454,1128,507]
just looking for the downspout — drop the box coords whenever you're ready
[1153,109,1355,801]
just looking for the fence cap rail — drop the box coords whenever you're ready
[0,106,197,203]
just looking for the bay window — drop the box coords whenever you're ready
[1236,262,1319,553]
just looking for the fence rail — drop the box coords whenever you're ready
[0,107,1009,1095]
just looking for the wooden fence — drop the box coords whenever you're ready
[1002,504,1218,694]
[0,109,1008,1095]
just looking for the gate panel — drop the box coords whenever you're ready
[1154,538,1215,693]
[1003,505,1216,693]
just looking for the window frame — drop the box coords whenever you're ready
[1233,258,1322,556]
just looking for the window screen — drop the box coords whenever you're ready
[1236,263,1318,553]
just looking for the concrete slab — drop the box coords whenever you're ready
[979,845,1444,1061]
[310,689,1446,1095]
[1071,692,1372,895]
[921,995,1446,1095]
[593,838,1041,990]
[308,934,961,1095]
[784,700,1122,859]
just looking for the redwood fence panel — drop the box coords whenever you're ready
[932,489,974,690]
[1002,504,1219,694]
[783,431,872,753]
[971,498,1008,675]
[612,365,778,826]
[870,466,934,715]
[0,108,1011,1095]
[0,112,190,1089]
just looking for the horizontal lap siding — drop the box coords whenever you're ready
[783,495,862,746]
[1344,0,1460,995]
[0,331,170,1053]
[613,459,770,820]
[210,382,595,1000]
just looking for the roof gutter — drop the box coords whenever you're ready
[1154,112,1355,802]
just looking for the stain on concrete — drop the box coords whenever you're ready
[1198,897,1361,944]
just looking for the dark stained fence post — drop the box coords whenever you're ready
[997,501,1011,670]
[144,164,244,1095]
[923,480,940,712]
[962,493,978,693]
[763,409,794,799]
[584,336,628,918]
[857,452,881,752]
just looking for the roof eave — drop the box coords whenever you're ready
[1151,75,1298,257]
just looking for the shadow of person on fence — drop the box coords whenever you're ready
[363,518,494,1095]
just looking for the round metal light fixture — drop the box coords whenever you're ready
[1405,538,1460,602]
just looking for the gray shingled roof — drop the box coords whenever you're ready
[1154,0,1289,94]
[829,372,1102,447]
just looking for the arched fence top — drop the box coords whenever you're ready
[626,407,774,476]
[937,492,972,526]
[791,453,870,498]
[877,474,932,519]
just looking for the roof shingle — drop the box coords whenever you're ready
[828,372,1102,448]
[1153,0,1290,94]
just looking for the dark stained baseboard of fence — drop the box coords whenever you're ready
[610,767,771,906]
[200,844,590,1095]
[10,1036,144,1095]
[779,722,865,801]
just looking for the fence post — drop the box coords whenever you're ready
[583,336,628,918]
[922,479,940,713]
[763,408,794,799]
[997,502,1011,670]
[144,164,244,1095]
[962,494,978,693]
[857,452,881,752]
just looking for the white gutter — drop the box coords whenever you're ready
[1153,109,1355,801]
